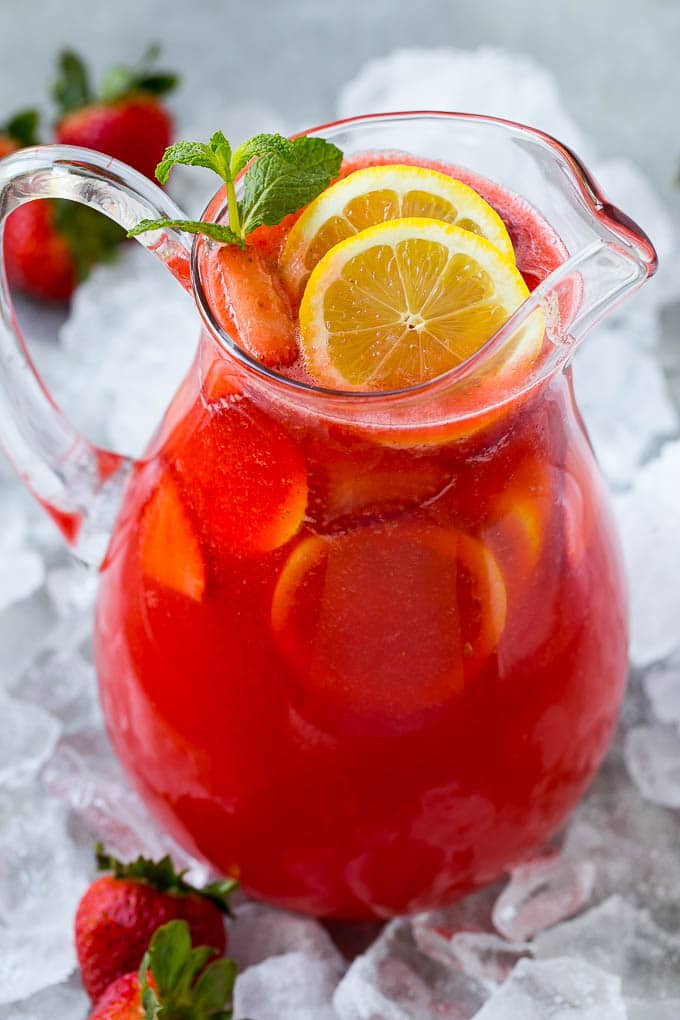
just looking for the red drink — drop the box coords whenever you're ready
[95,154,627,919]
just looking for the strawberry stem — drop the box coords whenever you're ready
[95,843,238,916]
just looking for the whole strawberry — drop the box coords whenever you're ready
[76,844,237,1004]
[88,919,238,1019]
[0,107,125,301]
[54,45,178,181]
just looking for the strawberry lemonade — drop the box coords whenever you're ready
[96,128,627,918]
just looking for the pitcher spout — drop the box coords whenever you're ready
[532,148,657,354]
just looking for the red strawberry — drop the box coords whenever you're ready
[88,919,237,1020]
[4,203,77,301]
[0,107,125,301]
[54,46,178,181]
[76,844,236,1004]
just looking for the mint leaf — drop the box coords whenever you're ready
[155,131,232,185]
[239,135,342,234]
[128,218,244,247]
[53,50,92,115]
[132,129,343,247]
[292,135,346,179]
[231,133,294,177]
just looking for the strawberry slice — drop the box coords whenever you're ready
[205,245,298,368]
[140,474,206,601]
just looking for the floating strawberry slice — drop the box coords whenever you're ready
[140,473,206,600]
[205,245,298,368]
[172,398,308,556]
[484,454,555,587]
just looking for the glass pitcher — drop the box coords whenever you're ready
[0,112,657,919]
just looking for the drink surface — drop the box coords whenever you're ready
[95,156,627,918]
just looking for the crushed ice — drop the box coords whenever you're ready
[1,46,680,1019]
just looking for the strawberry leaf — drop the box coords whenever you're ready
[141,920,239,1020]
[52,201,124,281]
[100,43,179,103]
[53,50,92,116]
[1,109,40,148]
[94,843,239,914]
[194,959,237,1012]
[148,919,192,998]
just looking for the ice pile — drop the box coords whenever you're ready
[1,45,680,1019]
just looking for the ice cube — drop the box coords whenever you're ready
[337,48,588,159]
[491,856,595,942]
[42,730,208,882]
[233,950,342,1020]
[614,440,680,666]
[0,927,78,1007]
[447,933,533,991]
[624,724,680,808]
[573,321,678,489]
[0,546,44,615]
[333,919,488,1020]
[0,690,60,788]
[0,786,88,1004]
[562,792,680,930]
[470,957,627,1019]
[45,563,98,621]
[410,882,505,971]
[0,976,88,1020]
[642,653,680,727]
[627,1000,680,1020]
[534,895,680,1002]
[229,900,344,973]
[15,651,100,735]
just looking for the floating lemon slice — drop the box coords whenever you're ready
[298,217,543,393]
[280,164,515,302]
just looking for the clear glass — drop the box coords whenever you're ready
[0,113,657,919]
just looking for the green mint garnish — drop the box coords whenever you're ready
[128,129,343,248]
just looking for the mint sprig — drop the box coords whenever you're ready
[128,129,343,248]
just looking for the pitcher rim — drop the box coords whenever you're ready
[191,109,657,407]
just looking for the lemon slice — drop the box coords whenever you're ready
[298,217,543,393]
[280,164,514,302]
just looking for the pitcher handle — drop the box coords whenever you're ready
[0,144,194,565]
